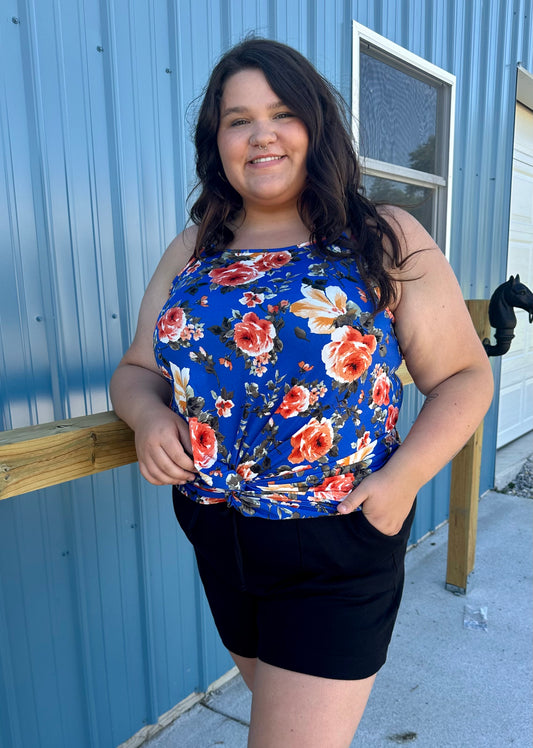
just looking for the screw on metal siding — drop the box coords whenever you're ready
[165,68,172,74]
[12,17,21,24]
[97,45,104,52]
[111,313,118,319]
[35,315,43,322]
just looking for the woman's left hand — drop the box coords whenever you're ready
[336,470,416,536]
[333,207,493,537]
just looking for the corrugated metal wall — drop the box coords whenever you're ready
[1,1,531,746]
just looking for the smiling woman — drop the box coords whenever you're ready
[110,37,493,748]
[216,69,309,216]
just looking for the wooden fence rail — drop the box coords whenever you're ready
[0,302,489,593]
[0,411,137,500]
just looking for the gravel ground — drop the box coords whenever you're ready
[499,455,533,499]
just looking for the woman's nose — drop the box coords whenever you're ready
[249,123,277,148]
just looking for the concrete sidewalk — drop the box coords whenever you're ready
[142,487,532,748]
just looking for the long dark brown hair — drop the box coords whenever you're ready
[189,37,403,311]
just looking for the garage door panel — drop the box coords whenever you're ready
[510,173,533,222]
[498,102,533,447]
[498,383,524,430]
[497,381,533,447]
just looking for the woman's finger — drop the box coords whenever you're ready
[136,438,197,484]
[337,485,366,514]
[162,439,197,474]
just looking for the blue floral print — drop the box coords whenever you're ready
[153,242,403,519]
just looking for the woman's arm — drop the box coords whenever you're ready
[110,228,198,486]
[338,208,494,532]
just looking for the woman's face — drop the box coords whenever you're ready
[216,68,309,212]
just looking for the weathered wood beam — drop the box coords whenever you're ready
[0,412,137,500]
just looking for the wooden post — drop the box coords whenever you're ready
[445,300,491,593]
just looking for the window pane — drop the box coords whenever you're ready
[362,175,434,235]
[359,52,438,174]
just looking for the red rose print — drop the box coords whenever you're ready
[209,261,263,286]
[236,461,256,482]
[234,312,276,357]
[313,473,355,501]
[321,326,377,383]
[288,418,334,463]
[372,371,391,405]
[189,417,218,469]
[385,405,399,431]
[275,385,310,418]
[253,251,292,272]
[157,306,186,343]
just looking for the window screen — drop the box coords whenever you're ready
[353,23,455,253]
[359,52,438,175]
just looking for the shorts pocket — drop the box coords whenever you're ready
[356,498,417,544]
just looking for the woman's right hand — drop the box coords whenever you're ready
[109,228,200,486]
[133,404,198,486]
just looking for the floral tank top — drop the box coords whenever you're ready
[153,241,403,519]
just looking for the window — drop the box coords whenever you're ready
[352,22,456,254]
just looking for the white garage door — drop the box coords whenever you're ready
[497,103,533,448]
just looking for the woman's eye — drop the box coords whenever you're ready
[230,119,248,127]
[275,112,294,119]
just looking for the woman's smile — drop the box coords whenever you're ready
[248,154,286,166]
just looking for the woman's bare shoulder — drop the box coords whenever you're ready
[119,225,198,368]
[162,225,198,273]
[144,225,196,294]
[376,205,438,258]
[374,205,443,311]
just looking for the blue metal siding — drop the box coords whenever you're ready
[0,2,531,746]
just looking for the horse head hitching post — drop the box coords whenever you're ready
[482,275,533,357]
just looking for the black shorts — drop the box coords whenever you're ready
[173,488,416,681]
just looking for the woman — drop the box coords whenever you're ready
[110,38,493,747]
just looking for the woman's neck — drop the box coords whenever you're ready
[227,208,311,250]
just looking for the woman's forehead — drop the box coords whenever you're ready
[220,69,278,106]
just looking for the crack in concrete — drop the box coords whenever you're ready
[200,700,251,728]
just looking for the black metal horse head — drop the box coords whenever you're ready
[483,274,533,356]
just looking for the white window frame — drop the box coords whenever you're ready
[352,22,456,257]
